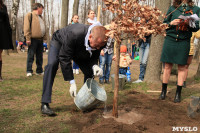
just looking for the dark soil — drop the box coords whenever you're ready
[65,89,200,133]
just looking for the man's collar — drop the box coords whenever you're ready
[32,11,38,15]
[85,22,102,57]
[182,3,188,7]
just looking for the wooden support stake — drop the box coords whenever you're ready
[97,5,101,21]
[112,41,120,118]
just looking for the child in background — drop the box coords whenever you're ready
[71,14,79,24]
[113,45,132,75]
[87,10,97,25]
[71,15,80,74]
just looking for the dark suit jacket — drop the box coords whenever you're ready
[53,24,103,81]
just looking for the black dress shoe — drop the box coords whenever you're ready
[41,104,56,116]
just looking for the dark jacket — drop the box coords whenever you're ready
[164,5,200,41]
[53,24,103,81]
[0,5,13,49]
[138,35,152,46]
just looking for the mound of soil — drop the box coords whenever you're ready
[67,90,200,133]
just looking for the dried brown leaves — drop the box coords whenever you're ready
[103,0,168,42]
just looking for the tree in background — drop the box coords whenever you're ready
[30,0,35,9]
[10,0,20,53]
[61,0,69,28]
[73,0,79,16]
[144,0,171,83]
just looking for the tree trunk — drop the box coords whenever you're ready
[11,0,20,53]
[195,62,200,78]
[61,0,69,28]
[30,0,35,10]
[83,0,87,24]
[144,0,171,83]
[73,0,79,16]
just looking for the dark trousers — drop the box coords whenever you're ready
[119,67,127,75]
[41,41,93,103]
[73,61,79,69]
[26,38,43,73]
[42,44,59,103]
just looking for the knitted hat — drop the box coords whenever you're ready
[120,45,127,53]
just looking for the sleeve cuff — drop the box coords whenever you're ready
[70,80,75,84]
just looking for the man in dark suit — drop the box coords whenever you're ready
[41,23,107,116]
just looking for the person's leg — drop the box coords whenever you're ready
[183,55,193,88]
[36,39,44,74]
[119,68,122,74]
[74,62,79,74]
[73,61,76,74]
[139,43,145,79]
[133,43,144,83]
[121,68,127,75]
[159,63,173,100]
[41,43,60,116]
[26,38,37,75]
[174,64,186,103]
[99,55,106,83]
[105,53,113,83]
[0,49,3,81]
[42,44,60,104]
[140,43,150,80]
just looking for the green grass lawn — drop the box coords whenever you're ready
[0,52,199,133]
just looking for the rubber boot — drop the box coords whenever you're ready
[159,83,167,100]
[174,85,182,103]
[0,61,2,81]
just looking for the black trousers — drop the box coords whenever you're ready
[26,38,43,73]
[41,40,93,103]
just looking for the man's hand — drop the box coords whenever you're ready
[26,41,31,46]
[93,65,103,77]
[100,50,104,56]
[69,83,77,98]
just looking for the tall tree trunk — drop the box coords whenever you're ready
[73,0,79,16]
[84,0,87,24]
[30,0,35,10]
[144,0,171,83]
[11,0,20,53]
[61,0,69,28]
[195,62,200,78]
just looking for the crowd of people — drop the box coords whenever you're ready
[0,0,200,116]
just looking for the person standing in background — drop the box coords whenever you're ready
[159,0,200,103]
[70,15,80,75]
[99,19,116,84]
[183,30,200,87]
[24,3,47,77]
[0,0,14,81]
[87,10,98,25]
[132,34,151,83]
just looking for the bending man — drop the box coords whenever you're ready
[41,23,107,116]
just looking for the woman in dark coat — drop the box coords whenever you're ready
[0,0,13,81]
[159,0,200,103]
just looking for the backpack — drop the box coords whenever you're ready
[23,13,32,43]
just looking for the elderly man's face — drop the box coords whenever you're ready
[88,34,106,50]
[37,7,43,15]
